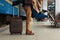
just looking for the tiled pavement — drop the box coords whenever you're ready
[0,21,60,40]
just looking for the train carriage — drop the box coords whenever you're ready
[0,0,19,25]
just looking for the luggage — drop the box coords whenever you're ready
[9,6,23,34]
[10,17,23,34]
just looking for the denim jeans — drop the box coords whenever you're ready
[32,8,48,19]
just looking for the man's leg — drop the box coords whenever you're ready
[24,6,34,35]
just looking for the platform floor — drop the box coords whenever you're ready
[0,21,60,40]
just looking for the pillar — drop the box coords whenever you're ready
[55,0,60,20]
[42,0,48,15]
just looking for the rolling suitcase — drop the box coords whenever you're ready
[9,6,23,34]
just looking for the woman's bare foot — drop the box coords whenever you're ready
[26,30,34,35]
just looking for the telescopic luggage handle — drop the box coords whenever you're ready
[13,7,14,17]
[13,5,20,18]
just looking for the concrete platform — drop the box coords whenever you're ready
[0,21,60,40]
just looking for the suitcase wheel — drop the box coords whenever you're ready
[10,32,22,35]
[10,32,13,35]
[20,32,22,35]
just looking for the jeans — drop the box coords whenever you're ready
[32,8,48,19]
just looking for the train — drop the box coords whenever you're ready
[0,0,26,26]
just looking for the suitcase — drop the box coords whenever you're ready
[10,17,23,34]
[9,6,23,34]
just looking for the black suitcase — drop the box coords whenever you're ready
[9,6,23,34]
[10,17,23,34]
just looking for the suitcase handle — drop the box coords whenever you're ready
[13,5,20,18]
[13,7,14,17]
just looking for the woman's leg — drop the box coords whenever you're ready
[24,6,34,35]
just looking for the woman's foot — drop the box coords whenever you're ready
[26,30,34,35]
